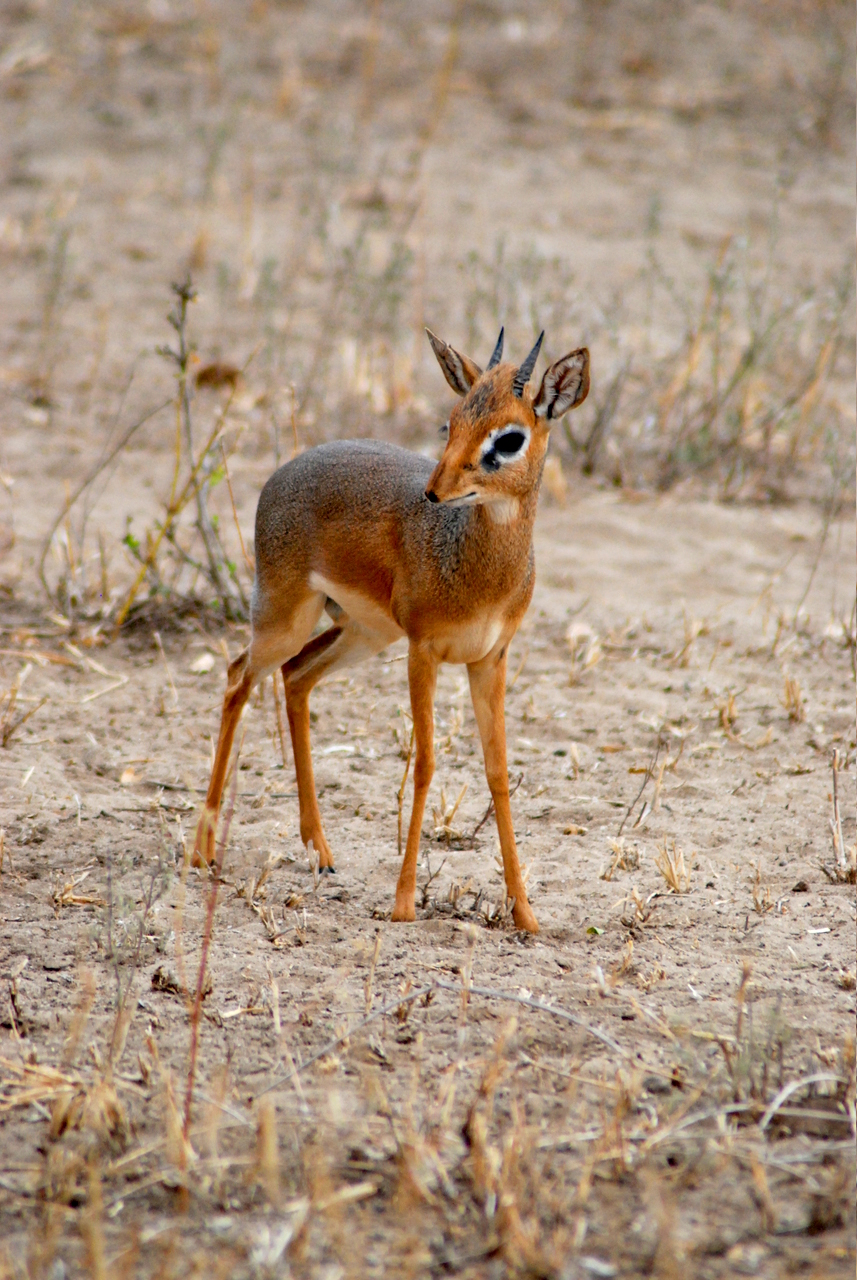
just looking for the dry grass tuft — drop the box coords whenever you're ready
[50,866,106,914]
[782,673,805,722]
[716,690,739,732]
[822,749,857,883]
[600,837,640,880]
[0,664,47,748]
[432,783,468,843]
[254,1097,281,1206]
[50,1075,129,1152]
[566,622,602,685]
[655,839,692,893]
[672,611,709,667]
[752,861,773,914]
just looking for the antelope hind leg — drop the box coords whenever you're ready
[193,649,254,867]
[284,618,393,871]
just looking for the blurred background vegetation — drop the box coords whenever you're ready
[0,0,853,617]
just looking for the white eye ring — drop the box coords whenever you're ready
[479,424,531,467]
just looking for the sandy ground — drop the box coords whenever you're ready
[0,2,854,1277]
[0,491,854,1277]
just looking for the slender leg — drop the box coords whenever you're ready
[193,650,254,866]
[193,592,326,868]
[284,620,391,870]
[391,644,438,923]
[283,627,343,869]
[468,649,539,933]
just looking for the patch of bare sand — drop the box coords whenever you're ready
[0,493,853,1277]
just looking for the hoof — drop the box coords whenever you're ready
[192,810,217,868]
[319,865,336,875]
[390,900,416,923]
[512,902,540,934]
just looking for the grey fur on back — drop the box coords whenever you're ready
[255,441,434,554]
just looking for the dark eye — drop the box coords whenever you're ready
[494,430,526,455]
[439,421,449,437]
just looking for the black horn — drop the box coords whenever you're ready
[512,331,544,398]
[486,326,505,370]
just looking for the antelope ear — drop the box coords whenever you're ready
[425,328,482,396]
[533,348,590,420]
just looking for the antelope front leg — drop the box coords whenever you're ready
[391,645,438,923]
[468,649,539,933]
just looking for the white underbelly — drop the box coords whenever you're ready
[309,571,404,645]
[429,613,506,665]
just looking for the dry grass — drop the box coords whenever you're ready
[0,664,47,748]
[654,839,692,894]
[431,782,468,843]
[565,621,603,686]
[3,957,851,1276]
[823,749,857,884]
[782,673,806,724]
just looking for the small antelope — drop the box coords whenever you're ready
[194,328,590,932]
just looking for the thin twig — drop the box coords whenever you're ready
[759,1072,846,1132]
[617,736,664,837]
[153,632,179,711]
[397,724,415,860]
[183,745,240,1139]
[38,397,172,603]
[831,749,846,872]
[468,772,523,847]
[259,976,630,1098]
[434,980,629,1058]
[792,497,836,626]
[219,438,254,574]
[113,382,239,629]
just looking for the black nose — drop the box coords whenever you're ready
[425,489,439,503]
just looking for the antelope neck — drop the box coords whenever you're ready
[468,486,538,552]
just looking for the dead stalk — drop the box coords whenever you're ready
[824,749,856,883]
[1,664,48,748]
[219,437,254,574]
[37,394,171,605]
[169,277,242,615]
[469,772,523,847]
[183,750,239,1139]
[255,1097,281,1206]
[618,736,665,837]
[82,1159,107,1280]
[153,631,179,711]
[831,748,845,871]
[364,932,381,1016]
[397,723,415,860]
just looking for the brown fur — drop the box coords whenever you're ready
[194,335,590,933]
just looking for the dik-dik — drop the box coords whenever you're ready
[195,329,590,933]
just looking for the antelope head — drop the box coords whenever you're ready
[424,327,590,521]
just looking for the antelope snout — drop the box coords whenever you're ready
[425,459,444,503]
